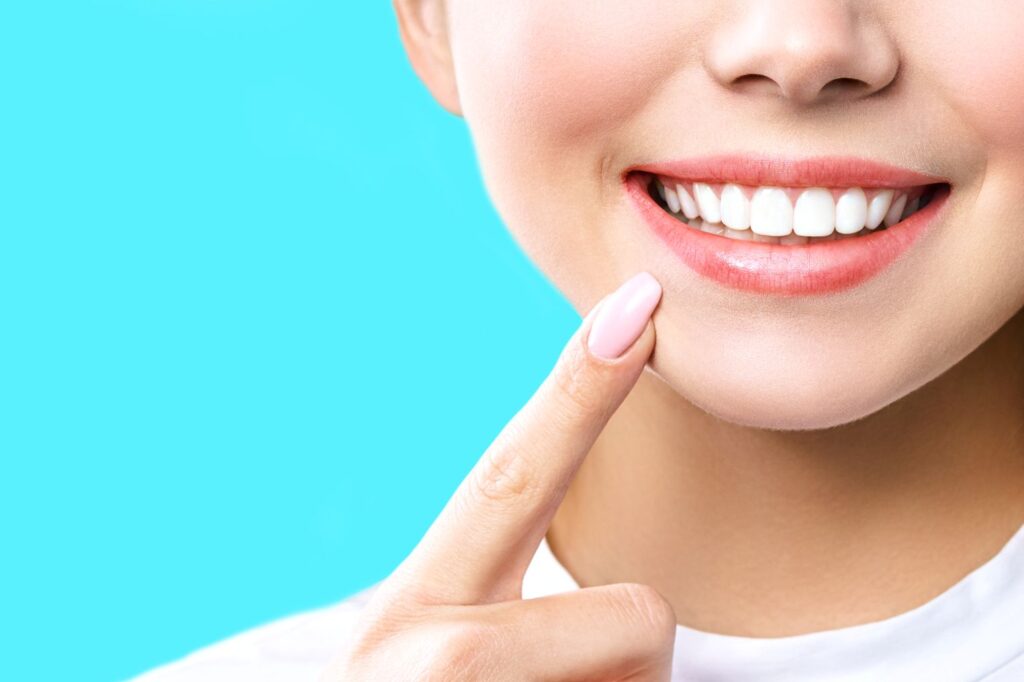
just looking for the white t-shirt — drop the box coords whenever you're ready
[136,522,1024,681]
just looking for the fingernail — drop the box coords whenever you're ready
[586,271,662,360]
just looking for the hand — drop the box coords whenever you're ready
[323,271,671,681]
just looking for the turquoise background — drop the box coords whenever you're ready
[0,2,575,680]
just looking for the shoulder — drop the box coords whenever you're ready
[132,584,380,682]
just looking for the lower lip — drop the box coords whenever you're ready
[625,173,950,296]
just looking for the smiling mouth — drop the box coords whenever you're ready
[641,173,946,245]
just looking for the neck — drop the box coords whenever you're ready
[547,309,1024,637]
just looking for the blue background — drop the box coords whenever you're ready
[0,2,576,679]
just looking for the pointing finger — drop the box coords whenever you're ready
[397,271,663,603]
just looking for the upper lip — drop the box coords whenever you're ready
[627,154,948,189]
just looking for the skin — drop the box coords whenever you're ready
[328,0,1024,677]
[325,289,675,679]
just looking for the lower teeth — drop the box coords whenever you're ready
[678,217,881,244]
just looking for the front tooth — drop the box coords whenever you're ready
[664,184,681,213]
[676,184,700,219]
[694,183,721,223]
[884,193,908,227]
[835,188,868,234]
[750,187,793,237]
[866,190,894,229]
[720,184,750,230]
[793,188,835,237]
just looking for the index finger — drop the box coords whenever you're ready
[396,271,663,604]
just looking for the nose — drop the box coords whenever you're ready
[703,0,900,106]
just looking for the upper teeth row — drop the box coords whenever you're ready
[654,177,923,238]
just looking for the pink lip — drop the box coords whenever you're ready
[636,155,944,188]
[625,156,951,296]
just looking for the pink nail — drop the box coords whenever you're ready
[586,272,662,360]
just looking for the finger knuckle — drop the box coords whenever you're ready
[468,434,542,508]
[613,583,677,644]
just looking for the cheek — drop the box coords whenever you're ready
[913,4,1024,316]
[916,3,1024,153]
[447,3,694,308]
[450,3,685,157]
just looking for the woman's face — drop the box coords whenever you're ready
[432,1,1024,429]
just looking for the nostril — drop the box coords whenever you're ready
[729,73,882,105]
[819,77,873,98]
[828,77,868,89]
[733,74,773,86]
[731,73,777,89]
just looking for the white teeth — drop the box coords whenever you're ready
[884,193,908,227]
[866,189,894,229]
[676,184,700,219]
[835,188,868,234]
[694,183,722,223]
[664,185,681,213]
[793,188,835,237]
[653,177,931,243]
[750,187,793,237]
[720,184,751,230]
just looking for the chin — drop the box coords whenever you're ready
[645,337,917,432]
